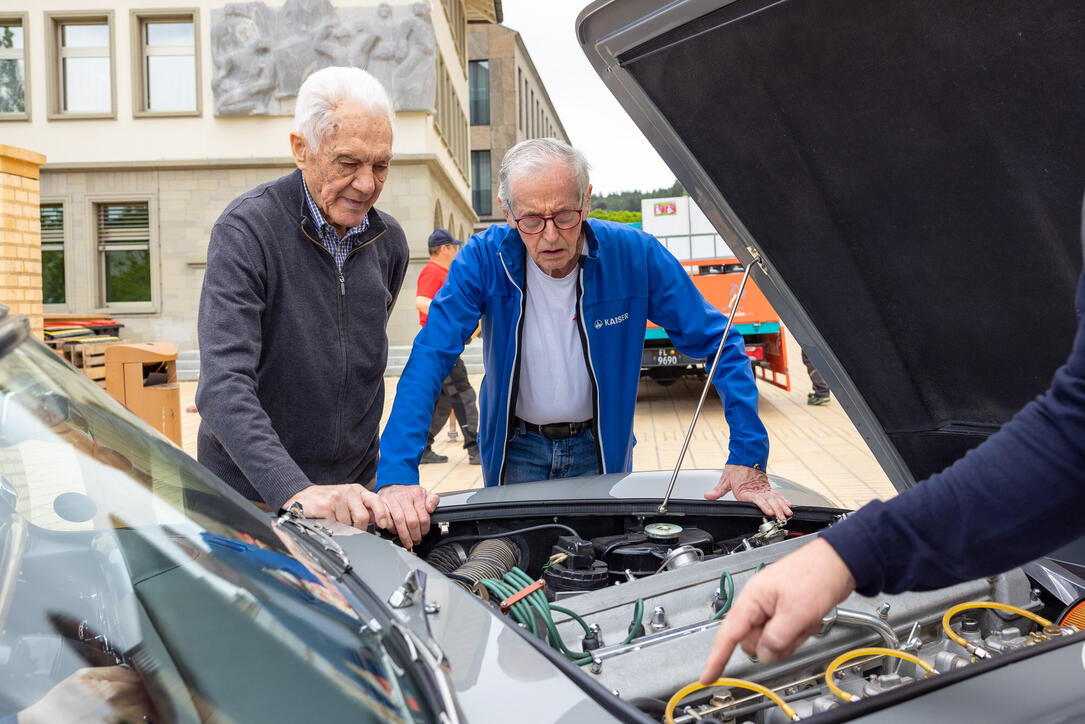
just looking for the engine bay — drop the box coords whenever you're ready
[416,510,1084,723]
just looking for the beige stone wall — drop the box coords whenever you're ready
[0,146,47,339]
[41,158,474,351]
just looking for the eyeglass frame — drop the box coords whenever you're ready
[512,208,585,235]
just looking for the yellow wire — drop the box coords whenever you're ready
[824,647,937,703]
[664,678,799,723]
[941,601,1052,650]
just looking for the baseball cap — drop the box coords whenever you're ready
[428,228,463,250]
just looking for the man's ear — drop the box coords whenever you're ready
[289,132,308,169]
[499,198,513,225]
[584,183,593,211]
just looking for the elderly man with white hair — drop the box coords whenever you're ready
[197,66,436,544]
[377,138,790,546]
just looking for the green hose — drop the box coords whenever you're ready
[550,605,591,636]
[621,598,645,645]
[503,568,594,665]
[712,570,735,620]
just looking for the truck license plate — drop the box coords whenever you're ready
[655,349,681,366]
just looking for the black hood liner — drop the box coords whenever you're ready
[620,0,1085,481]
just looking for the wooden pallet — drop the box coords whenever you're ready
[63,340,121,388]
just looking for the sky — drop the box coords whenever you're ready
[498,2,677,196]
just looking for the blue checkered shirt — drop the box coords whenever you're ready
[301,177,370,272]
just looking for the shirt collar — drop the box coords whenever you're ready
[300,175,369,239]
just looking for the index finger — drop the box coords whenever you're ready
[700,602,757,684]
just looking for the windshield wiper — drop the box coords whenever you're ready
[274,502,352,578]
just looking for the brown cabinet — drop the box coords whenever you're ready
[104,343,182,447]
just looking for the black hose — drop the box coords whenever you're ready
[424,542,467,573]
[430,523,580,549]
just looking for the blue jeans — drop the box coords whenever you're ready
[503,426,601,483]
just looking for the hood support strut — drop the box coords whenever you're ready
[658,256,763,514]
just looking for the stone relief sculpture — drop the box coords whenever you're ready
[211,1,437,116]
[211,3,277,115]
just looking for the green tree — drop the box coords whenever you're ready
[591,179,686,213]
[588,209,642,224]
[0,26,25,114]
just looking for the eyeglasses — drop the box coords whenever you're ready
[513,209,584,235]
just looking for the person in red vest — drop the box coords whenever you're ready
[415,229,481,465]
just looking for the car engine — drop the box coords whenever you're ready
[417,513,1082,722]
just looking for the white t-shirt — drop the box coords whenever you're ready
[515,256,594,424]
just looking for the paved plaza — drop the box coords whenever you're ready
[180,330,896,510]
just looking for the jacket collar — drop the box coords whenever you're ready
[294,168,388,247]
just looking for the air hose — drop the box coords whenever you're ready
[824,647,937,703]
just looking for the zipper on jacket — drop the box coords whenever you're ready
[301,219,348,458]
[575,258,606,474]
[497,250,527,485]
[300,215,389,461]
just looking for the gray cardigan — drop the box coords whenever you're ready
[196,169,409,511]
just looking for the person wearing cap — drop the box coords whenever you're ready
[415,229,481,466]
[375,138,790,547]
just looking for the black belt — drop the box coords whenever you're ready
[516,418,593,440]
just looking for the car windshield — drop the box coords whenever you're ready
[0,321,433,723]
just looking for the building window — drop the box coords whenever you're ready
[96,202,151,304]
[440,0,466,72]
[47,12,115,118]
[133,11,199,115]
[434,54,468,179]
[40,204,65,305]
[0,15,27,118]
[471,150,492,216]
[469,60,489,125]
[517,68,522,131]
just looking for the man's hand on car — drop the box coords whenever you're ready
[18,665,154,724]
[378,484,440,548]
[705,464,793,521]
[700,538,855,683]
[284,484,387,530]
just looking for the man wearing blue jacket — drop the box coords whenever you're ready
[376,139,790,546]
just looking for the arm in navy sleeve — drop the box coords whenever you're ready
[823,265,1085,595]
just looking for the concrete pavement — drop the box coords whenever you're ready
[179,331,896,510]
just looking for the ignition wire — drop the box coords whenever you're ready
[664,678,799,723]
[823,647,937,703]
[941,601,1052,659]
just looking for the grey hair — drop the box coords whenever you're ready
[294,67,395,154]
[498,138,591,214]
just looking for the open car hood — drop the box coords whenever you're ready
[576,0,1085,490]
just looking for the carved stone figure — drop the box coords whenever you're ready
[212,3,277,115]
[274,0,336,99]
[394,2,436,110]
[314,20,352,68]
[351,4,403,102]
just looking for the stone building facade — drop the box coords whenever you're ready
[2,0,501,349]
[467,23,569,232]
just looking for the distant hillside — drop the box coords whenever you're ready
[591,179,686,213]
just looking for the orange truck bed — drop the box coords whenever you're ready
[644,258,790,390]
